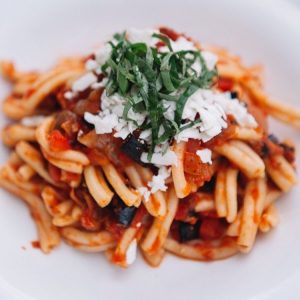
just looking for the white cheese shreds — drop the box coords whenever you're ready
[72,72,98,92]
[84,89,146,140]
[160,36,196,53]
[126,239,137,265]
[196,149,212,165]
[85,59,98,71]
[148,166,171,193]
[202,51,218,71]
[141,148,177,166]
[175,89,257,143]
[94,43,112,66]
[84,111,118,134]
[139,129,152,143]
[162,100,176,121]
[91,78,108,90]
[137,167,171,201]
[21,115,46,127]
[77,130,84,138]
[64,91,76,100]
[126,28,158,47]
[137,187,151,202]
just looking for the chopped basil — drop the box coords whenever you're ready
[102,31,217,156]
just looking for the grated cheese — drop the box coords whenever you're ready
[141,148,178,167]
[21,115,46,127]
[137,187,151,202]
[72,72,98,92]
[196,149,212,164]
[175,89,257,143]
[94,43,112,66]
[85,59,98,71]
[125,239,137,265]
[148,166,171,193]
[126,28,158,47]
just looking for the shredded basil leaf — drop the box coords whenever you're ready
[101,30,217,155]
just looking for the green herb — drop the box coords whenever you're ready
[101,31,217,156]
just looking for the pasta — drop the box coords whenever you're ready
[0,27,298,268]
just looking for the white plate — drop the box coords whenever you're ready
[0,0,300,299]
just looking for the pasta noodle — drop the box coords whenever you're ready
[0,27,297,268]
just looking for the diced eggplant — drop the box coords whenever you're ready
[178,221,200,242]
[230,91,238,99]
[113,199,137,227]
[268,134,279,144]
[121,134,147,165]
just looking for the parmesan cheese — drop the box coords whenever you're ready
[141,148,178,166]
[125,239,137,265]
[196,149,212,164]
[21,115,46,127]
[72,72,97,92]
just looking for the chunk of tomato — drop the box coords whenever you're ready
[48,130,71,152]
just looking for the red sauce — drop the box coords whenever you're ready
[217,77,234,92]
[61,171,81,183]
[105,219,125,241]
[149,237,160,254]
[200,248,214,261]
[112,252,125,264]
[155,41,166,49]
[48,130,71,152]
[131,205,147,228]
[85,148,110,166]
[159,27,180,41]
[186,139,202,153]
[183,152,215,186]
[31,241,41,249]
[80,209,100,231]
[118,151,134,167]
[184,152,210,175]
[251,187,259,202]
[48,164,61,182]
[150,196,161,212]
[199,218,226,241]
[175,196,198,224]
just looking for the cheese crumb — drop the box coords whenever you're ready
[64,91,76,100]
[126,239,137,265]
[126,28,158,47]
[202,51,218,70]
[85,59,99,71]
[21,115,46,127]
[148,166,171,193]
[137,187,151,202]
[141,148,177,166]
[196,149,212,164]
[94,43,112,66]
[84,111,118,134]
[72,72,98,92]
[175,89,257,143]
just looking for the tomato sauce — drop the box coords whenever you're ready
[159,27,180,41]
[48,163,61,182]
[31,241,41,249]
[217,77,234,92]
[85,148,110,166]
[199,218,226,241]
[48,130,71,151]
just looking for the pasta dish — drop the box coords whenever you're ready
[0,27,298,267]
